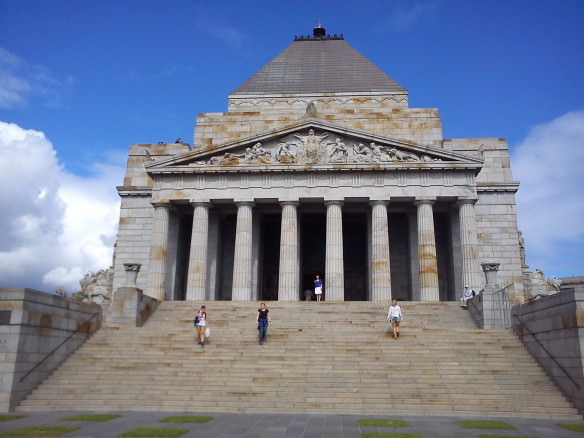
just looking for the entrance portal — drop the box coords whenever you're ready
[301,214,326,300]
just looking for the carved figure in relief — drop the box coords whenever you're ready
[547,275,562,292]
[371,142,391,162]
[388,147,420,162]
[276,141,297,163]
[294,129,328,163]
[352,143,372,162]
[329,138,348,162]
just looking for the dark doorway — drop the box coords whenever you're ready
[435,211,455,301]
[216,215,236,300]
[343,214,368,301]
[173,212,192,301]
[389,213,412,301]
[260,215,281,301]
[301,214,326,300]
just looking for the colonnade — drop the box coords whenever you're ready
[147,197,482,302]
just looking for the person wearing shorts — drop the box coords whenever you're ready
[195,305,207,347]
[314,275,323,302]
[387,298,403,340]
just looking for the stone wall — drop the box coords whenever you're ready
[511,287,584,415]
[0,288,101,411]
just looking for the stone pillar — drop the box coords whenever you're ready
[416,198,439,301]
[148,202,171,300]
[325,200,344,301]
[186,202,210,301]
[278,201,299,301]
[123,263,141,287]
[232,202,254,301]
[370,200,391,302]
[458,198,483,292]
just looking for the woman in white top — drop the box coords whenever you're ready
[195,305,207,347]
[387,298,403,340]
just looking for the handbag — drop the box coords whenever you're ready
[194,316,199,326]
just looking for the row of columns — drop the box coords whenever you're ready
[148,198,482,302]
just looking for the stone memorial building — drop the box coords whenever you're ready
[112,25,524,304]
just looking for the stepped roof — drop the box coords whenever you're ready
[231,25,406,95]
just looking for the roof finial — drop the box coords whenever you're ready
[313,22,326,38]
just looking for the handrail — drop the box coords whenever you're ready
[19,311,101,383]
[489,283,513,329]
[512,309,580,390]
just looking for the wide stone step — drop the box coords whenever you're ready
[16,301,581,420]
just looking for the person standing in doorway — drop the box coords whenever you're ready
[195,305,207,347]
[387,299,403,340]
[257,302,271,345]
[314,275,324,302]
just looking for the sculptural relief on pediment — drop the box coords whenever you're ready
[190,129,444,167]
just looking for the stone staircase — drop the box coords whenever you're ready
[17,301,581,419]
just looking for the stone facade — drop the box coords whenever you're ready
[111,29,524,304]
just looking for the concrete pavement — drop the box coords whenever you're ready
[0,411,582,437]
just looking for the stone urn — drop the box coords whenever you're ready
[123,263,141,287]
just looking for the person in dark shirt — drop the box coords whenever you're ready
[256,302,271,345]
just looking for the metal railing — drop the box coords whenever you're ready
[491,283,513,329]
[19,311,101,383]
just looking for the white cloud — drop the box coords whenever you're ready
[0,121,124,292]
[512,110,584,277]
[0,47,72,109]
[379,1,439,33]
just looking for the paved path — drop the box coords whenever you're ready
[1,411,582,437]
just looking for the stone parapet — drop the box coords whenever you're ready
[107,287,159,328]
[0,288,101,411]
[511,287,584,415]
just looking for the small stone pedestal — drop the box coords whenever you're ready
[107,264,159,327]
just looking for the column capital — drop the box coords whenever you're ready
[234,201,254,208]
[279,200,299,207]
[189,199,211,207]
[369,199,389,207]
[414,197,436,206]
[457,197,479,206]
[151,200,172,208]
[324,200,343,207]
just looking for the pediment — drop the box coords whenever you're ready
[146,119,483,172]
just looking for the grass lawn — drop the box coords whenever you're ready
[557,423,584,432]
[455,420,517,430]
[0,416,28,422]
[60,414,122,422]
[159,416,213,423]
[0,426,80,436]
[358,419,410,427]
[479,435,538,438]
[361,433,422,438]
[118,427,189,437]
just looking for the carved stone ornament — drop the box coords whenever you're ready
[123,263,141,287]
[191,129,443,167]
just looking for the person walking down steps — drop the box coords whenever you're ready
[194,305,207,347]
[387,299,403,340]
[257,302,271,345]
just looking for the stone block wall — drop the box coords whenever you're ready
[511,287,584,415]
[193,106,443,150]
[0,288,101,411]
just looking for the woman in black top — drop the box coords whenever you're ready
[256,303,271,345]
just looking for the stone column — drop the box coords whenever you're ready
[325,200,344,301]
[416,198,440,301]
[278,201,299,301]
[148,202,171,301]
[232,202,254,301]
[186,202,210,301]
[370,200,392,302]
[458,198,483,292]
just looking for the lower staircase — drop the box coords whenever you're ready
[17,301,580,419]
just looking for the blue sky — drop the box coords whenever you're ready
[1,0,583,292]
